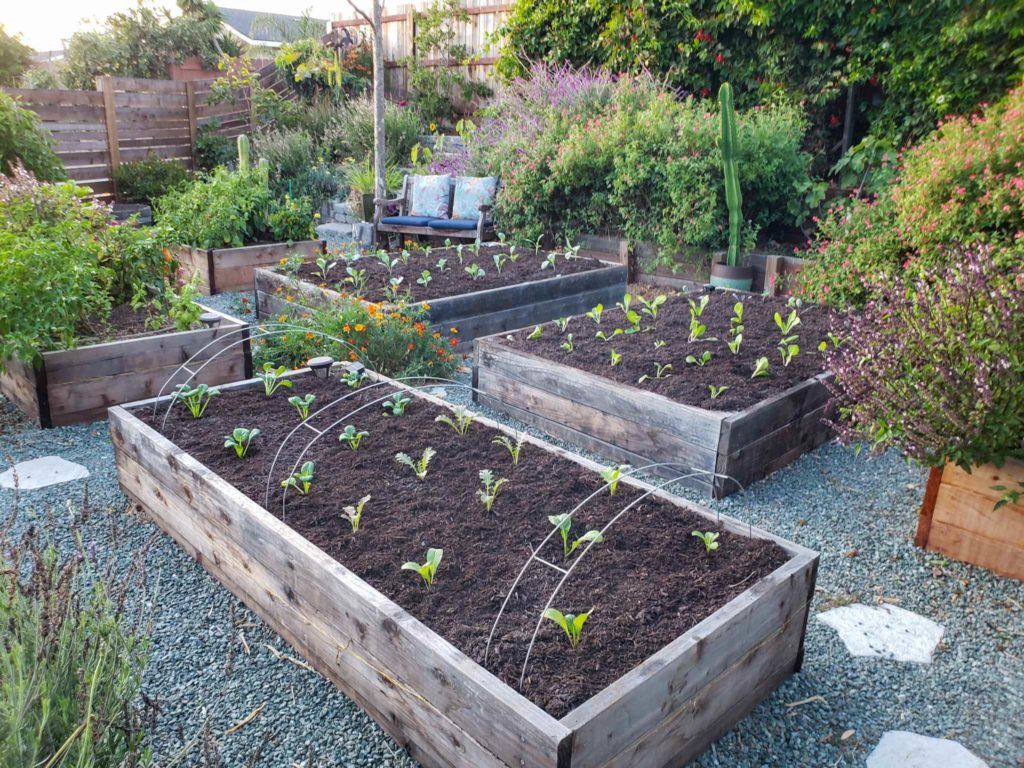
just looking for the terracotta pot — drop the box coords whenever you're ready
[709,260,754,291]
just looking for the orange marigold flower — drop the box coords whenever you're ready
[421,302,431,310]
[343,324,351,333]
[407,342,415,351]
[349,350,358,361]
[305,332,314,340]
[449,337,458,346]
[414,322,426,332]
[277,314,287,322]
[432,331,442,339]
[354,323,366,332]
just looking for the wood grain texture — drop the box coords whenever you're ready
[177,241,324,295]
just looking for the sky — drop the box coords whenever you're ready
[3,0,362,51]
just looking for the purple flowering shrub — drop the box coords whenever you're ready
[827,246,1024,471]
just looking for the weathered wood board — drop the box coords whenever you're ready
[253,260,628,343]
[473,338,834,498]
[176,240,324,294]
[916,459,1024,581]
[109,366,818,768]
[0,305,250,428]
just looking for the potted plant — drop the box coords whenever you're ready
[709,82,755,291]
[344,157,403,222]
[827,247,1024,579]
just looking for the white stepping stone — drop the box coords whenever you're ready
[0,456,90,490]
[867,731,989,768]
[817,603,943,663]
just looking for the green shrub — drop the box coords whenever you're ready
[194,120,236,172]
[324,98,423,167]
[0,92,65,181]
[114,155,190,205]
[253,128,342,207]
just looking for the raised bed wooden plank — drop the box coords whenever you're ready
[177,241,325,295]
[0,357,43,424]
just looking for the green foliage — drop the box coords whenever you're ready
[172,382,219,418]
[477,469,508,512]
[275,37,370,99]
[435,407,474,436]
[340,424,370,450]
[343,494,371,532]
[281,460,316,495]
[548,514,604,559]
[542,607,592,649]
[395,446,436,480]
[288,393,316,419]
[253,128,343,207]
[402,547,443,590]
[224,427,260,458]
[194,120,236,172]
[257,362,293,395]
[114,155,190,205]
[492,434,525,466]
[0,93,65,181]
[0,25,33,86]
[324,98,423,167]
[719,83,742,267]
[692,530,720,554]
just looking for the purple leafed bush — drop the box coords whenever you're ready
[827,246,1024,472]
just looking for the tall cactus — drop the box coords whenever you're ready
[237,134,251,174]
[257,157,269,188]
[719,83,742,267]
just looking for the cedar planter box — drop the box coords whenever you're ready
[253,261,628,343]
[175,240,324,295]
[109,370,818,768]
[0,306,251,428]
[916,459,1024,581]
[473,339,833,498]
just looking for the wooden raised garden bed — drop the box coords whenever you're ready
[176,239,324,295]
[474,291,834,497]
[253,243,628,343]
[0,305,251,428]
[110,366,818,768]
[916,459,1024,581]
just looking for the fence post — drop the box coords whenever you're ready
[97,76,120,199]
[185,80,199,170]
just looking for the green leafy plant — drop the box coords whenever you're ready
[560,334,575,352]
[315,256,336,281]
[692,530,720,554]
[654,339,666,349]
[527,325,543,340]
[543,607,593,649]
[417,269,433,288]
[281,461,315,495]
[638,294,667,321]
[383,392,412,416]
[609,348,623,366]
[435,408,474,436]
[719,82,743,268]
[596,328,623,342]
[288,393,316,419]
[778,341,800,366]
[751,356,770,378]
[493,434,526,466]
[599,464,628,495]
[688,294,709,319]
[686,350,712,366]
[477,469,509,512]
[402,547,443,590]
[638,362,673,383]
[709,384,729,399]
[396,447,436,480]
[114,155,189,205]
[726,334,743,355]
[224,427,260,458]
[343,367,368,388]
[730,302,744,333]
[493,251,508,273]
[554,316,572,332]
[340,424,369,450]
[343,494,371,532]
[774,309,801,335]
[688,318,709,343]
[258,363,293,395]
[465,263,485,280]
[585,304,603,324]
[173,383,219,419]
[548,513,605,559]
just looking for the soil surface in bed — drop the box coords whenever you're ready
[291,244,605,304]
[501,290,834,410]
[143,374,788,717]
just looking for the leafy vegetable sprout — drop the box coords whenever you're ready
[543,608,592,649]
[417,270,432,287]
[281,461,315,495]
[281,254,304,279]
[560,334,574,352]
[402,547,443,590]
[383,392,412,415]
[540,252,557,270]
[638,294,667,321]
[527,325,543,340]
[595,328,623,342]
[343,494,371,532]
[548,514,604,559]
[688,317,709,343]
[224,427,260,458]
[730,301,744,328]
[533,233,543,256]
[315,257,336,281]
[709,384,729,399]
[688,294,710,319]
[493,252,508,273]
[340,425,369,450]
[398,249,412,266]
[258,363,293,395]
[563,238,582,260]
[774,309,801,335]
[386,275,405,301]
[477,469,509,512]
[585,304,603,324]
[508,244,520,262]
[599,464,629,495]
[377,251,400,274]
[492,434,525,466]
[751,356,770,378]
[172,383,219,419]
[692,530,720,554]
[615,294,633,315]
[686,350,712,366]
[610,349,623,366]
[778,340,800,366]
[436,257,450,273]
[346,266,368,295]
[395,447,436,480]
[465,263,485,280]
[435,408,474,436]
[455,243,465,263]
[288,393,316,420]
[726,334,743,355]
[638,362,673,383]
[554,316,571,333]
[654,339,667,349]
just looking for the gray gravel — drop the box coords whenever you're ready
[0,361,1021,767]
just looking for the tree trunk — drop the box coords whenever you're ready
[371,0,386,200]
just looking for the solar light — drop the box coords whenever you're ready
[308,356,335,378]
[199,312,222,328]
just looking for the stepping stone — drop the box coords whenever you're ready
[817,603,943,663]
[867,731,989,768]
[0,456,90,490]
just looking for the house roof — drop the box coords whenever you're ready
[216,6,329,45]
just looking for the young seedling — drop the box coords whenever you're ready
[638,294,667,321]
[281,461,315,495]
[595,328,623,342]
[599,464,629,495]
[395,447,436,480]
[386,276,405,300]
[492,434,525,466]
[288,393,316,420]
[609,349,623,366]
[554,316,571,333]
[342,494,371,532]
[548,514,605,559]
[402,548,443,590]
[726,333,743,354]
[686,350,712,366]
[527,325,543,340]
[224,427,260,458]
[172,383,219,419]
[340,425,369,450]
[492,251,508,273]
[507,244,520,262]
[315,257,336,281]
[543,608,593,649]
[774,309,801,335]
[377,251,400,274]
[563,238,582,260]
[398,248,412,265]
[257,363,293,396]
[654,339,667,349]
[585,304,603,324]
[688,317,709,343]
[342,367,367,389]
[709,384,729,399]
[383,392,412,416]
[540,252,557,270]
[345,266,368,294]
[730,301,744,334]
[435,408,474,436]
[465,263,485,280]
[455,243,465,263]
[416,270,433,288]
[778,341,800,366]
[692,530,720,554]
[560,334,574,352]
[751,356,770,378]
[477,469,509,512]
[638,362,673,383]
[615,294,633,315]
[688,294,710,319]
[435,257,450,273]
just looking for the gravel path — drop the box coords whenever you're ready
[0,359,1020,767]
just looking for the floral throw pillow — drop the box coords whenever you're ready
[409,175,452,219]
[452,176,499,220]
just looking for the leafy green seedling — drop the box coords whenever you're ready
[224,427,260,458]
[383,392,412,416]
[527,325,543,340]
[638,294,667,321]
[616,294,633,314]
[596,328,623,342]
[686,350,712,366]
[281,461,315,495]
[778,342,800,366]
[540,252,557,270]
[257,363,293,396]
[340,425,369,450]
[774,309,801,335]
[343,494,371,532]
[288,393,316,420]
[585,304,603,324]
[688,294,710,318]
[402,548,443,590]
[610,349,622,366]
[493,434,525,466]
[730,301,744,331]
[692,530,720,554]
[342,368,367,389]
[709,385,729,399]
[345,266,367,294]
[435,408,474,436]
[465,263,485,280]
[560,334,574,352]
[554,316,571,333]
[477,469,509,512]
[726,334,743,354]
[654,339,666,349]
[493,252,508,273]
[315,257,336,281]
[173,383,219,419]
[688,318,709,343]
[395,447,436,480]
[416,270,432,287]
[435,257,450,273]
[600,464,629,495]
[638,362,673,383]
[548,514,605,559]
[543,608,593,649]
[751,356,770,378]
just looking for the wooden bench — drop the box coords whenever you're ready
[374,175,496,244]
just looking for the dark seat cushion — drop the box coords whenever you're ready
[427,218,478,230]
[380,215,435,226]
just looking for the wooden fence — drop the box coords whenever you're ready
[331,1,510,97]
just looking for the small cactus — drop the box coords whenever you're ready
[719,83,742,267]
[237,134,251,174]
[257,157,269,187]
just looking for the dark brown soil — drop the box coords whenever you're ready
[143,374,789,717]
[79,301,177,344]
[501,290,833,411]
[291,244,604,304]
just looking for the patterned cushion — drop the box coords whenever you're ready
[452,176,498,220]
[408,175,452,219]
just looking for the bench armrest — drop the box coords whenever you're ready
[374,196,403,206]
